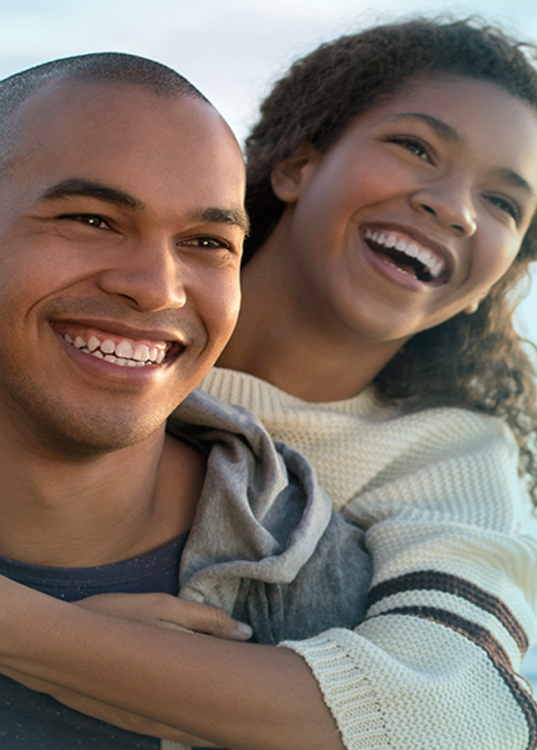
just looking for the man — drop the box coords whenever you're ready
[0,53,369,748]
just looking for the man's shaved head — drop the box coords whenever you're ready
[0,52,209,171]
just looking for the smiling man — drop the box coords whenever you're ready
[0,52,247,745]
[0,54,369,748]
[0,61,245,469]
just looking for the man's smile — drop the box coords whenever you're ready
[51,322,182,369]
[64,330,168,367]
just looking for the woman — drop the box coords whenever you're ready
[1,17,537,750]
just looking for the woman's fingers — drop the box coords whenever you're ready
[73,593,252,640]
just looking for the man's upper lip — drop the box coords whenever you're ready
[361,221,456,280]
[50,318,186,346]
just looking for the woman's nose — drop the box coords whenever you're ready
[411,180,477,237]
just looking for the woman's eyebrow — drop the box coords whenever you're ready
[494,167,534,196]
[385,112,460,143]
[386,113,533,195]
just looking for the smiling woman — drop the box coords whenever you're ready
[203,19,537,749]
[242,75,537,373]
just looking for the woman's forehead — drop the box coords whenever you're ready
[337,76,537,178]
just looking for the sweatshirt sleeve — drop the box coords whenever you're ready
[281,409,537,750]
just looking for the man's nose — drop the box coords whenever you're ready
[96,237,187,312]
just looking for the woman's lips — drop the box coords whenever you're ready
[362,226,451,285]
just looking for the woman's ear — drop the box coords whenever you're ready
[463,289,490,314]
[463,300,480,315]
[270,144,320,202]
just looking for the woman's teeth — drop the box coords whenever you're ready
[364,229,444,279]
[64,333,167,367]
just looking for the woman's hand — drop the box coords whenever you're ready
[73,592,252,639]
[0,664,219,745]
[1,593,248,743]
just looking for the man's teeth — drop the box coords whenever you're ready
[364,229,444,279]
[65,334,167,366]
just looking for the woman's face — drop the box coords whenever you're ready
[271,76,537,348]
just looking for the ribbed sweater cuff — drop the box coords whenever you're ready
[280,632,390,749]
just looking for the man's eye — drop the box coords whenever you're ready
[485,195,521,224]
[59,213,111,230]
[182,237,230,250]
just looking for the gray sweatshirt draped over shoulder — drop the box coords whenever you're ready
[167,389,372,645]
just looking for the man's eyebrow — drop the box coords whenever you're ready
[40,179,251,231]
[194,207,250,235]
[40,179,144,211]
[386,113,461,143]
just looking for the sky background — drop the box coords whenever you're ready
[0,0,536,341]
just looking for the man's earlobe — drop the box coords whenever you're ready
[270,144,319,202]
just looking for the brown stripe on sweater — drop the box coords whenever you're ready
[367,606,537,750]
[367,571,528,655]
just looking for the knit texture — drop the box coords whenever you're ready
[199,367,537,750]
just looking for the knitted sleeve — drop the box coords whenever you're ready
[281,409,537,749]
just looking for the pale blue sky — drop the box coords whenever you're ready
[0,0,536,341]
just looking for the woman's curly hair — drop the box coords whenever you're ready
[244,18,537,505]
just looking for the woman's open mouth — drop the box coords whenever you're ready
[363,228,446,283]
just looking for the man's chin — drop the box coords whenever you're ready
[54,424,163,458]
[14,400,166,459]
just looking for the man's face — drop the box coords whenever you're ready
[0,80,247,455]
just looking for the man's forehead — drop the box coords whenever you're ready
[8,78,244,184]
[15,77,217,137]
[1,78,246,231]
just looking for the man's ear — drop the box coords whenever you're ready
[270,144,320,203]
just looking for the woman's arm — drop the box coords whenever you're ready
[0,663,219,746]
[280,410,537,749]
[0,576,343,750]
[1,591,242,744]
[2,412,536,750]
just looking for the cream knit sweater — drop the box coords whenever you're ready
[198,367,537,750]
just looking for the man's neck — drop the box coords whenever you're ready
[0,426,204,568]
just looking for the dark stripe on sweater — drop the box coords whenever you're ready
[367,571,528,655]
[367,606,537,750]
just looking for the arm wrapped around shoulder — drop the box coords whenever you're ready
[283,408,537,750]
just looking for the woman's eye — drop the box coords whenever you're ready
[386,136,430,161]
[485,195,521,224]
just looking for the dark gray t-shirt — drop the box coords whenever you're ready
[0,535,187,749]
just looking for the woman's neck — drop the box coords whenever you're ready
[219,235,404,402]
